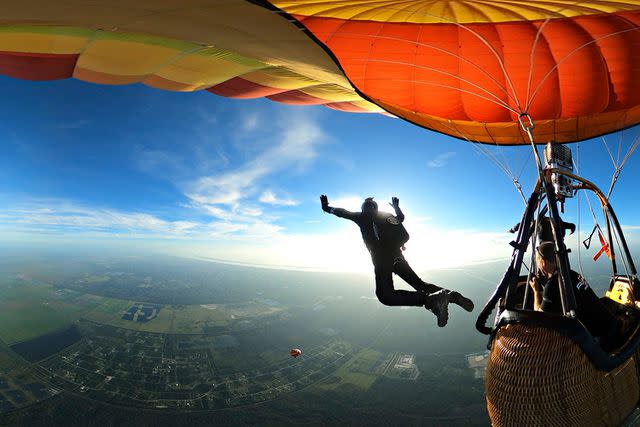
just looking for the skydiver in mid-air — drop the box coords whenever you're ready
[320,195,474,327]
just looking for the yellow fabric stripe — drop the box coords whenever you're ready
[348,99,384,112]
[299,83,363,102]
[0,32,86,54]
[154,49,264,91]
[241,68,321,90]
[1,1,351,89]
[77,39,178,76]
[272,0,640,24]
[0,22,367,103]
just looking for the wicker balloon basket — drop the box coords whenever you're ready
[486,324,640,427]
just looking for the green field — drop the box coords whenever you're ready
[84,303,231,334]
[0,278,156,343]
[170,305,231,333]
[318,348,384,391]
[0,278,290,343]
[0,280,86,344]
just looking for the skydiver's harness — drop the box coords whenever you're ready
[372,212,410,252]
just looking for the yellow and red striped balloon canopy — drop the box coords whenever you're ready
[2,0,640,144]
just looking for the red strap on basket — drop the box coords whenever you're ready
[593,229,611,261]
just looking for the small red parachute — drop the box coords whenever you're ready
[289,348,302,358]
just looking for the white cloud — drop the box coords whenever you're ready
[327,195,364,211]
[428,151,456,168]
[183,110,327,237]
[197,203,233,220]
[3,201,176,234]
[0,199,281,240]
[238,206,263,217]
[259,190,298,206]
[176,222,513,273]
[0,199,517,272]
[242,112,260,131]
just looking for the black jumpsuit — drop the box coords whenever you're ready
[330,206,440,306]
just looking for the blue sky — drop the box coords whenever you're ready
[1,75,639,272]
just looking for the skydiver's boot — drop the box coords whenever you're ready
[448,291,474,312]
[424,290,449,327]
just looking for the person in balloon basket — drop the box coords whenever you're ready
[320,195,474,327]
[528,241,620,341]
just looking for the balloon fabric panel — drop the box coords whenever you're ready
[2,1,640,143]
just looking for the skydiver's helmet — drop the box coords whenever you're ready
[361,197,378,215]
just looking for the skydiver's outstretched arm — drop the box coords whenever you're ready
[390,196,404,222]
[320,195,359,221]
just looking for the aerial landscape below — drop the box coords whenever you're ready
[0,252,493,425]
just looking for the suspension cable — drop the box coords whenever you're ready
[518,113,545,177]
[606,135,640,200]
[437,119,528,204]
[576,142,587,280]
[612,220,632,279]
[527,26,640,111]
[602,136,617,167]
[573,151,601,235]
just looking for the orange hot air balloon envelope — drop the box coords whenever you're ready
[289,348,302,358]
[2,1,640,144]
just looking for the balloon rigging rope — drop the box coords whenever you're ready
[359,72,517,114]
[514,149,533,184]
[524,17,553,108]
[619,136,640,175]
[576,143,587,280]
[273,1,640,139]
[602,135,618,168]
[613,225,632,279]
[276,2,640,120]
[316,13,524,111]
[525,25,640,111]
[575,142,634,282]
[342,34,515,104]
[320,0,638,115]
[604,134,640,200]
[572,145,601,239]
[272,2,639,220]
[436,118,527,203]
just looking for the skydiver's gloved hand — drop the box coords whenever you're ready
[390,197,400,210]
[320,195,331,213]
